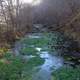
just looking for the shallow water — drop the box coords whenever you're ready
[32,49,63,80]
[13,33,63,80]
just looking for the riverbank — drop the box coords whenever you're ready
[0,32,80,80]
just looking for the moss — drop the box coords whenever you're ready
[20,37,49,47]
[0,51,45,80]
[20,47,38,56]
[51,66,80,80]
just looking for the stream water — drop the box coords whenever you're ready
[13,33,63,80]
[33,51,63,80]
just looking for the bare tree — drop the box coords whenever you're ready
[0,0,8,30]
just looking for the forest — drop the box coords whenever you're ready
[0,0,80,80]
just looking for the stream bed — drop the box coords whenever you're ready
[13,33,63,80]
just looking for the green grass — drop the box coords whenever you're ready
[0,52,45,80]
[0,32,79,80]
[20,38,49,47]
[51,66,80,80]
[20,47,38,55]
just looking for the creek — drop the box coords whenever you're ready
[13,33,63,80]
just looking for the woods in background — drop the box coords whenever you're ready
[0,0,32,47]
[0,0,80,48]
